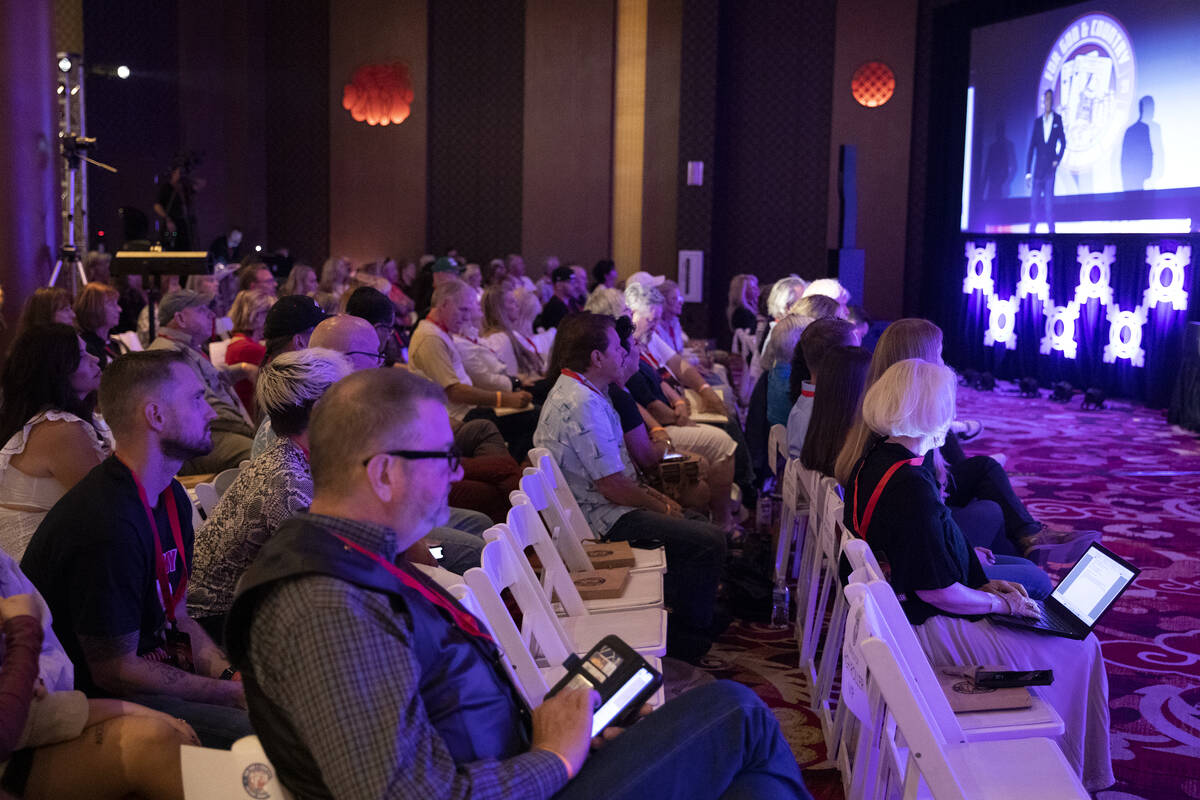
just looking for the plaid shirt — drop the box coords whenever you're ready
[246,513,567,800]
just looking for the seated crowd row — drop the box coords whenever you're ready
[0,256,1111,797]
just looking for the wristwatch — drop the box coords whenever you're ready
[219,666,238,681]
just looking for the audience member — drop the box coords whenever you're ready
[279,264,319,297]
[592,258,617,290]
[83,250,112,284]
[410,280,532,420]
[207,225,243,266]
[534,266,576,331]
[189,349,354,642]
[762,314,807,427]
[802,277,851,305]
[229,366,807,798]
[13,288,75,341]
[345,286,404,366]
[451,293,520,393]
[237,264,277,297]
[584,286,629,318]
[798,345,870,476]
[318,256,351,301]
[786,293,844,323]
[506,252,536,292]
[835,318,1099,567]
[225,289,274,416]
[0,325,110,559]
[764,276,806,324]
[569,265,589,310]
[726,274,761,345]
[786,318,859,455]
[0,591,197,800]
[74,282,125,369]
[0,549,73,692]
[845,359,1111,790]
[112,273,148,336]
[483,258,509,287]
[480,286,546,382]
[655,280,689,353]
[21,351,253,747]
[148,290,256,473]
[534,312,726,660]
[260,294,328,368]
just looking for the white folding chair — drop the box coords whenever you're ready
[446,581,549,708]
[181,735,295,800]
[841,540,1064,743]
[767,423,788,478]
[465,537,665,706]
[502,502,668,653]
[523,448,666,574]
[842,589,1087,800]
[807,483,854,760]
[774,457,809,584]
[793,466,828,666]
[212,466,241,497]
[192,480,220,517]
[207,338,231,368]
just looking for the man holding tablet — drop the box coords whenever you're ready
[226,367,808,800]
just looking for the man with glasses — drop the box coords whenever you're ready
[148,290,256,473]
[227,368,808,800]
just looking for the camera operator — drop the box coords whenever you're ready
[153,153,205,251]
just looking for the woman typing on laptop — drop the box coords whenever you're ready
[843,359,1114,793]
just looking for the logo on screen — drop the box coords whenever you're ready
[1039,13,1136,176]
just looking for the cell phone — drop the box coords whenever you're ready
[429,545,444,561]
[546,635,662,737]
[661,452,687,462]
[975,669,1053,688]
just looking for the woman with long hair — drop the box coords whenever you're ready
[834,318,1097,569]
[318,256,351,299]
[845,360,1112,791]
[725,274,759,339]
[799,345,871,478]
[73,282,125,369]
[480,286,545,382]
[0,325,109,559]
[225,290,275,418]
[280,264,319,297]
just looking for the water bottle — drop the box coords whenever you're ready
[769,580,791,628]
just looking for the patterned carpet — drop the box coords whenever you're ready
[699,384,1200,800]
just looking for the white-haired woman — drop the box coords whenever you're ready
[189,348,353,640]
[583,286,630,318]
[625,282,725,414]
[846,359,1113,791]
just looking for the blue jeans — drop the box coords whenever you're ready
[125,692,253,749]
[983,554,1053,600]
[554,681,810,800]
[429,507,492,574]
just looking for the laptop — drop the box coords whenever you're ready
[991,543,1139,639]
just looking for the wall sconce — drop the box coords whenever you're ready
[342,61,414,126]
[851,61,895,108]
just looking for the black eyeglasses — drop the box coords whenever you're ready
[345,350,387,365]
[361,446,462,471]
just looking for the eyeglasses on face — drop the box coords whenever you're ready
[345,350,387,365]
[361,446,462,471]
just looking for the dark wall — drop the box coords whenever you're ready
[83,0,181,249]
[426,0,525,261]
[264,0,330,266]
[709,0,836,338]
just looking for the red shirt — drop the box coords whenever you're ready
[225,333,267,418]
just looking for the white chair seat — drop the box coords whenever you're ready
[561,606,667,658]
[627,544,667,573]
[947,737,1088,799]
[957,694,1064,740]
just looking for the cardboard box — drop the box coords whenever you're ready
[582,540,637,570]
[572,568,630,600]
[936,669,1033,713]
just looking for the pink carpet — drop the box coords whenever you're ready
[699,384,1200,800]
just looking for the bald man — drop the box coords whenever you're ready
[309,314,385,370]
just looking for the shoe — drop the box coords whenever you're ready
[989,452,1008,468]
[1019,526,1102,566]
[957,419,984,441]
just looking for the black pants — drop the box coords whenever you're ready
[946,455,1039,553]
[606,509,726,633]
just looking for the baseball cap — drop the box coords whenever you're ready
[431,257,461,274]
[158,290,213,325]
[551,266,574,283]
[264,294,329,339]
[626,270,665,288]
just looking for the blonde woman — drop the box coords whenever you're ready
[480,286,545,382]
[225,290,275,417]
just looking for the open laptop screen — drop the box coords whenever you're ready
[1052,545,1136,628]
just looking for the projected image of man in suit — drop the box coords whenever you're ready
[1026,89,1067,233]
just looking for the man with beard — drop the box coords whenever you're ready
[21,351,253,748]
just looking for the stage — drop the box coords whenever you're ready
[949,233,1196,406]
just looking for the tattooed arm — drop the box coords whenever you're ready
[78,631,245,709]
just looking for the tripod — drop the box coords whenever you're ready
[47,133,116,293]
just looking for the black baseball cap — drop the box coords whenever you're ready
[264,294,328,339]
[552,266,574,283]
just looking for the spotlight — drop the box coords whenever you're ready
[1082,387,1107,411]
[116,65,131,79]
[255,245,263,252]
[58,56,72,73]
[69,86,79,95]
[1050,381,1075,403]
[1018,377,1040,398]
[56,85,64,95]
[977,372,996,391]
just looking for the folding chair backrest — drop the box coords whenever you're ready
[528,448,595,543]
[818,478,844,562]
[448,579,549,708]
[465,531,573,667]
[517,469,592,573]
[767,424,788,477]
[212,466,241,497]
[505,496,589,617]
[847,589,970,799]
[193,482,219,517]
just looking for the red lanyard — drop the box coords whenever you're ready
[800,385,815,398]
[561,368,603,398]
[428,317,451,336]
[640,351,662,370]
[850,455,924,539]
[120,458,187,625]
[517,333,540,356]
[330,533,493,643]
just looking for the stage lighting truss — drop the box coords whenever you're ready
[1016,243,1052,303]
[1143,245,1190,311]
[963,241,996,296]
[1103,304,1147,367]
[984,294,1019,349]
[965,241,1190,369]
